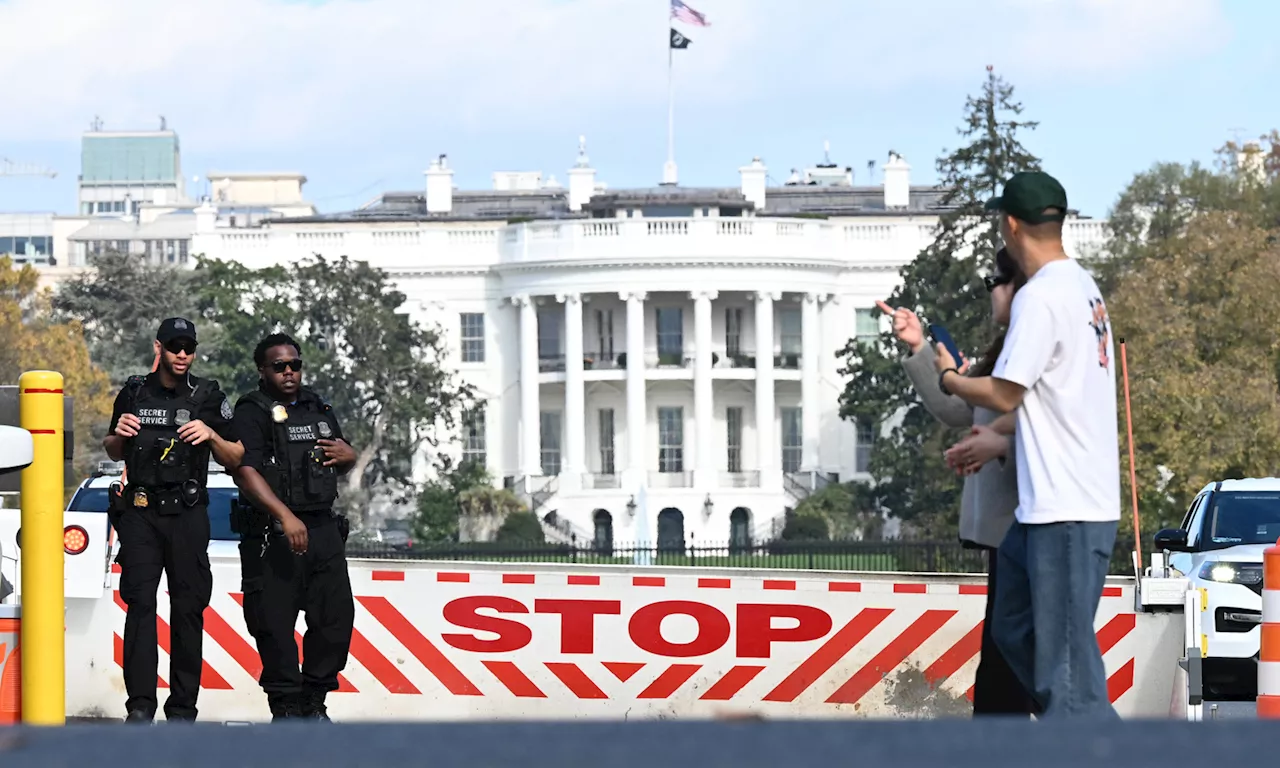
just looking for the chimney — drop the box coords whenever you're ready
[425,154,454,214]
[883,152,910,209]
[1238,141,1265,185]
[568,135,596,212]
[194,199,218,233]
[739,157,767,210]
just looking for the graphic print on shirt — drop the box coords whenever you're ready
[1088,297,1111,370]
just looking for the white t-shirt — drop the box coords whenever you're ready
[993,258,1121,525]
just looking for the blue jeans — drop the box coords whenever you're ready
[991,519,1119,718]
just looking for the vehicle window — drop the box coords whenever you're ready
[68,487,110,513]
[69,485,240,542]
[1201,491,1280,549]
[1179,494,1202,533]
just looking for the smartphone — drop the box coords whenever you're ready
[928,323,964,367]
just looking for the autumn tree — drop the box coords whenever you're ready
[835,67,1041,536]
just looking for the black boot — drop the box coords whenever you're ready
[268,693,303,722]
[125,709,154,724]
[300,690,331,722]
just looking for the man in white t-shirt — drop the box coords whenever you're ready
[930,171,1120,718]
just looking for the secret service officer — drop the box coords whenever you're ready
[232,332,357,722]
[103,317,243,723]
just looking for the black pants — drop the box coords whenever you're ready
[116,504,213,720]
[239,514,354,704]
[973,545,1035,716]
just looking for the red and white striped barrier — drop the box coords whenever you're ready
[61,559,1181,722]
[1260,538,1280,719]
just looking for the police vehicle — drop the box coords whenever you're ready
[1156,477,1280,698]
[0,460,242,603]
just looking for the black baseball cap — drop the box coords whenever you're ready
[156,317,198,344]
[985,171,1068,224]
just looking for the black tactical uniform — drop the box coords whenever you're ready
[232,384,354,721]
[108,325,235,723]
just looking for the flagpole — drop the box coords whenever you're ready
[665,40,676,185]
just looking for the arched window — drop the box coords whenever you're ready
[657,508,685,553]
[729,507,752,554]
[593,509,614,555]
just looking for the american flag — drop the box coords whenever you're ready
[671,0,710,27]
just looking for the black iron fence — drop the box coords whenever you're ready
[345,537,1141,575]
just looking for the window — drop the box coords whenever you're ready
[856,419,875,473]
[658,407,684,473]
[598,409,616,475]
[537,308,562,367]
[781,408,802,472]
[540,411,562,476]
[726,407,743,473]
[595,309,614,358]
[656,308,683,364]
[856,308,880,345]
[460,313,485,363]
[725,308,743,356]
[779,309,802,356]
[462,407,486,468]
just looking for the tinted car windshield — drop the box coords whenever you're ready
[68,485,240,542]
[1201,491,1280,548]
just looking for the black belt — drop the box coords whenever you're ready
[126,481,205,512]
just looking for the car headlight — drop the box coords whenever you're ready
[1198,561,1263,585]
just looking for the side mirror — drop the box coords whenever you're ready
[0,425,34,475]
[1153,528,1190,553]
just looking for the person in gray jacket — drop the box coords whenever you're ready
[877,247,1031,716]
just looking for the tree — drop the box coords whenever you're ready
[1,258,114,484]
[835,67,1042,536]
[1105,132,1280,534]
[413,460,491,543]
[792,482,885,539]
[780,512,830,542]
[495,511,545,544]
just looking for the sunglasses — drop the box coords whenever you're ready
[983,273,1013,293]
[164,339,198,355]
[271,359,304,373]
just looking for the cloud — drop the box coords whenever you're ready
[0,0,1230,151]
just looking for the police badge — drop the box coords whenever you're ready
[174,409,191,426]
[271,404,289,423]
[318,421,332,438]
[221,398,233,420]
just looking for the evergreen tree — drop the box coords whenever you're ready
[835,67,1041,537]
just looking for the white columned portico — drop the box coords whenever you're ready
[801,292,822,471]
[622,291,648,489]
[693,290,718,488]
[560,292,585,490]
[514,294,541,477]
[754,291,779,488]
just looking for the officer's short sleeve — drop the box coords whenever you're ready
[234,401,271,472]
[107,386,132,435]
[199,386,238,442]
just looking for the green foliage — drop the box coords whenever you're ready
[495,511,546,543]
[780,512,830,541]
[413,460,493,544]
[836,67,1041,536]
[793,482,885,539]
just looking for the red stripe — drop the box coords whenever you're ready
[1102,587,1123,597]
[633,576,665,587]
[603,662,645,683]
[922,621,983,688]
[349,628,420,694]
[959,585,987,595]
[894,583,927,594]
[964,684,975,702]
[828,582,861,592]
[638,664,701,699]
[503,574,536,584]
[114,590,230,689]
[763,608,892,702]
[1096,613,1136,655]
[27,429,56,434]
[202,604,264,682]
[114,630,167,689]
[699,665,766,701]
[372,571,404,581]
[21,388,63,394]
[569,575,600,586]
[228,593,357,692]
[111,563,121,574]
[826,610,957,704]
[1106,659,1134,702]
[698,578,731,589]
[358,595,482,696]
[763,580,796,591]
[483,661,545,698]
[437,572,470,583]
[545,662,608,699]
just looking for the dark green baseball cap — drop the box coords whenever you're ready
[985,171,1068,224]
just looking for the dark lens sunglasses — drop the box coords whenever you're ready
[271,359,303,373]
[983,273,1013,293]
[164,338,197,355]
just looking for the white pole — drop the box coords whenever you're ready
[663,28,678,185]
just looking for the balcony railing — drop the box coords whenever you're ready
[776,352,802,370]
[538,354,565,373]
[648,471,694,489]
[583,473,621,489]
[646,351,691,369]
[720,470,761,488]
[718,349,756,369]
[583,350,623,370]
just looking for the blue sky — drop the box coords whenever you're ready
[1,0,1276,219]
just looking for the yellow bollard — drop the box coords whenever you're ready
[19,371,64,726]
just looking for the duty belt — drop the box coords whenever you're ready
[126,480,203,514]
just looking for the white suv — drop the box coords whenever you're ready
[1156,477,1280,699]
